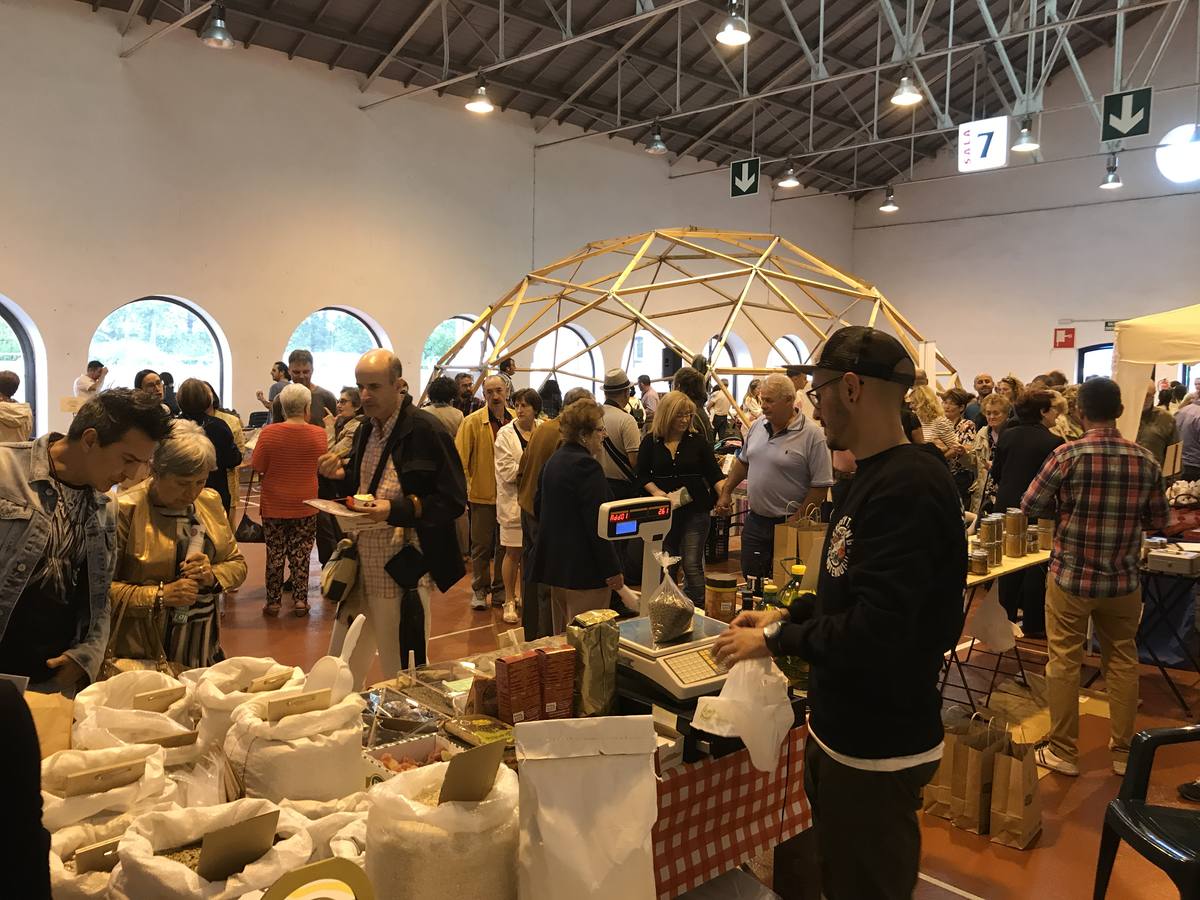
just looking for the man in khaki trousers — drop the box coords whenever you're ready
[1021,377,1169,776]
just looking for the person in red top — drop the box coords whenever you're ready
[251,383,328,617]
[1021,377,1169,777]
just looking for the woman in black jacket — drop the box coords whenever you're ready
[636,390,724,606]
[176,378,243,512]
[530,399,624,633]
[992,390,1064,636]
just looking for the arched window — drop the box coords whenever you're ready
[766,334,810,369]
[89,297,224,396]
[0,303,33,407]
[285,308,386,395]
[703,334,748,400]
[421,315,496,393]
[618,328,670,388]
[532,325,603,398]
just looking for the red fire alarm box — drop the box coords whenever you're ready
[1053,327,1076,349]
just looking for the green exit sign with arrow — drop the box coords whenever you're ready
[1101,88,1152,143]
[730,156,760,198]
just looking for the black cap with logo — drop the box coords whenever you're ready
[796,326,917,388]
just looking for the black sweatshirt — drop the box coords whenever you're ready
[779,443,966,760]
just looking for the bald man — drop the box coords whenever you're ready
[320,350,466,684]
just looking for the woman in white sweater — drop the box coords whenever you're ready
[494,387,541,624]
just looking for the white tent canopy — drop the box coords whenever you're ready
[1114,302,1200,440]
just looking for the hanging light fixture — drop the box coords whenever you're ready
[716,0,751,46]
[777,164,800,189]
[890,75,922,107]
[645,122,669,156]
[1011,116,1040,153]
[465,78,494,114]
[199,3,234,49]
[1099,153,1123,190]
[879,186,899,212]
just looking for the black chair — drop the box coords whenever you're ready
[1094,724,1200,899]
[247,411,269,428]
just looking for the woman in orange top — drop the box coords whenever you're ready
[251,383,328,616]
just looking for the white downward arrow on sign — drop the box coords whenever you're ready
[734,163,757,192]
[1108,94,1145,134]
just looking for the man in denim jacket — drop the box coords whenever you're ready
[0,389,171,694]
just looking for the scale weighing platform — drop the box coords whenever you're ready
[617,611,731,701]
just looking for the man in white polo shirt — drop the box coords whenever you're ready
[715,373,833,578]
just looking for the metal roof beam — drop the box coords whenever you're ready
[362,0,445,93]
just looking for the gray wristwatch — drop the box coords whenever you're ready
[763,620,784,655]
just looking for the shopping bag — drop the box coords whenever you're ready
[773,508,826,588]
[26,690,75,758]
[235,472,265,544]
[948,713,1007,834]
[989,736,1043,849]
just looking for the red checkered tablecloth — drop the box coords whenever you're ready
[653,725,811,899]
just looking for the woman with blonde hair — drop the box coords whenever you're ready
[969,393,1012,516]
[1051,386,1084,441]
[636,391,725,605]
[741,379,763,420]
[909,385,959,452]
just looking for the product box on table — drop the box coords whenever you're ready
[536,646,576,719]
[496,650,542,726]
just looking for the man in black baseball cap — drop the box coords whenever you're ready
[715,325,965,900]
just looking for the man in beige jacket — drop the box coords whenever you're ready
[455,375,513,610]
[0,371,33,443]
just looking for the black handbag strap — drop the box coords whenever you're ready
[239,469,256,516]
[602,435,637,483]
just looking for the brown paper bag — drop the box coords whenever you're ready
[773,513,827,587]
[989,738,1043,849]
[922,739,956,819]
[948,717,1006,834]
[25,691,74,758]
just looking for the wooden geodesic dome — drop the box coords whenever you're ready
[425,227,957,420]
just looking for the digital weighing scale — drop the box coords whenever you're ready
[597,497,731,702]
[617,611,730,701]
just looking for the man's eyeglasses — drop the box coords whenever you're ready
[805,374,845,408]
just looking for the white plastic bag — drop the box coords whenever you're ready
[963,582,1017,652]
[281,791,370,866]
[170,747,231,808]
[74,706,202,768]
[366,760,519,900]
[111,798,313,900]
[224,660,365,802]
[646,552,694,642]
[694,658,794,772]
[76,670,194,726]
[191,657,304,749]
[516,716,657,900]
[42,744,178,833]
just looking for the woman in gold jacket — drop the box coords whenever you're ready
[110,420,248,670]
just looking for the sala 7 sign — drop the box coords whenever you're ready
[958,116,1010,173]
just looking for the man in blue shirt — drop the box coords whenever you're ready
[715,373,834,577]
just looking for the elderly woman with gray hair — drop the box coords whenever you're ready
[251,382,328,616]
[108,420,247,671]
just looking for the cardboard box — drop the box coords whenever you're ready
[537,646,576,720]
[496,650,542,726]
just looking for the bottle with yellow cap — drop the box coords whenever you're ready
[774,564,814,693]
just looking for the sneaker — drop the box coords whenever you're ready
[470,594,488,611]
[1113,758,1127,777]
[1034,743,1080,776]
[502,600,519,624]
[491,594,506,608]
[1178,779,1200,803]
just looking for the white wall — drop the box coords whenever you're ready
[0,0,854,432]
[849,5,1200,385]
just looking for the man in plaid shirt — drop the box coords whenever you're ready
[1021,377,1169,777]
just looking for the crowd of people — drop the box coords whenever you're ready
[2,333,1197,900]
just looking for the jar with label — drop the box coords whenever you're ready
[969,550,989,576]
[704,573,740,623]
